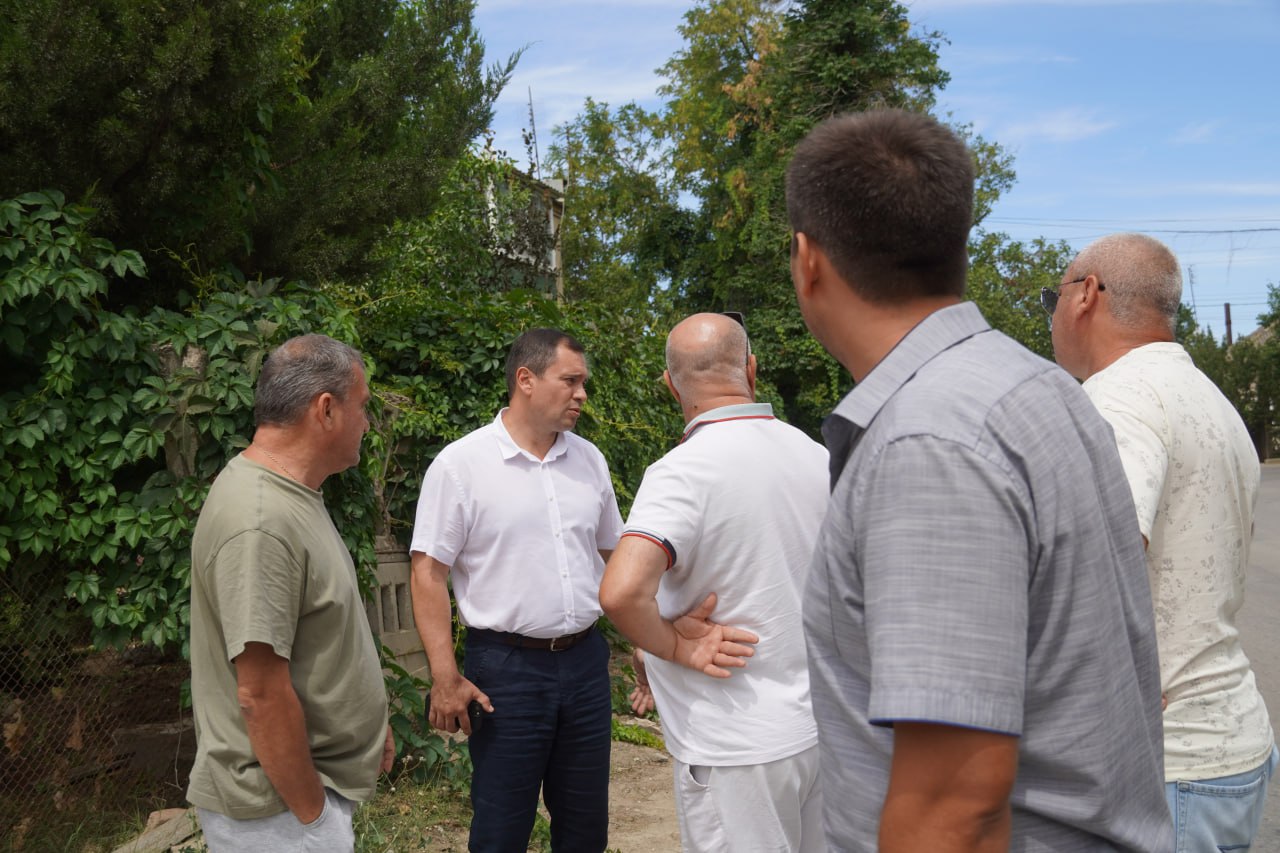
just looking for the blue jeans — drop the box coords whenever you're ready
[1165,747,1280,852]
[464,628,612,852]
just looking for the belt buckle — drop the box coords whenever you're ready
[548,634,569,652]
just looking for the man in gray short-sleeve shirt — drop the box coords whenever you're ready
[786,110,1171,850]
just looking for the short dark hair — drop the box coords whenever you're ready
[785,109,975,301]
[504,328,586,397]
[255,334,363,426]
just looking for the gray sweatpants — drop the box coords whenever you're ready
[197,788,355,852]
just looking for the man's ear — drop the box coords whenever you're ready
[514,365,535,396]
[1080,274,1105,312]
[791,232,822,300]
[662,369,680,404]
[313,392,337,431]
[745,353,757,399]
[1063,274,1104,326]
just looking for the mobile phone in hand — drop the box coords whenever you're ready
[425,690,486,734]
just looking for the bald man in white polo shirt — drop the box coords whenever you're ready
[600,313,829,852]
[409,328,623,852]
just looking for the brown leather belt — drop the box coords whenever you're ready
[468,625,594,652]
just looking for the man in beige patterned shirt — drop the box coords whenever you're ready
[1048,232,1277,851]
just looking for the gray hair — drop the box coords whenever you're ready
[1069,233,1182,330]
[255,334,364,427]
[665,317,751,397]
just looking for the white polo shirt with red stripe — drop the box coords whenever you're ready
[622,402,829,766]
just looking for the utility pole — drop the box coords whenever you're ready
[1225,302,1233,346]
[526,87,542,180]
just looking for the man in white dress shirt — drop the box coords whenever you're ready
[1048,232,1278,851]
[409,328,623,852]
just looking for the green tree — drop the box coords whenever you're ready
[966,234,1074,361]
[0,191,366,651]
[628,0,1019,432]
[1177,301,1280,461]
[547,99,685,312]
[1256,282,1280,330]
[0,0,513,304]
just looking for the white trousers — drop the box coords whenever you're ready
[673,744,824,853]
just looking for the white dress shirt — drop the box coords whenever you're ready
[410,410,623,637]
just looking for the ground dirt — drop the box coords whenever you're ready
[16,650,683,852]
[604,739,681,852]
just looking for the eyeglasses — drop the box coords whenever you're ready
[1039,277,1105,317]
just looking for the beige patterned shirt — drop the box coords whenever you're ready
[1086,342,1274,780]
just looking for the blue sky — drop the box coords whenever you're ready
[473,0,1280,337]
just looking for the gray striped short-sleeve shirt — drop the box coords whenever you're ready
[804,301,1172,851]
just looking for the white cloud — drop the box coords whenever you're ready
[943,46,1078,67]
[481,0,687,8]
[497,63,664,103]
[909,0,1243,8]
[1167,182,1280,197]
[1170,121,1219,144]
[998,108,1118,143]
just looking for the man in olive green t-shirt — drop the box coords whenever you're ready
[188,334,393,852]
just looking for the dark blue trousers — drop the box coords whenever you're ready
[464,628,612,852]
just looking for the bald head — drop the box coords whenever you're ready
[1067,233,1182,333]
[665,313,752,403]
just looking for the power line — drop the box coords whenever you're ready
[985,221,1280,236]
[989,216,1280,225]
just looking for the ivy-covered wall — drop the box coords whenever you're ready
[0,190,682,661]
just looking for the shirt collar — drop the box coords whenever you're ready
[680,402,775,443]
[492,408,568,462]
[822,302,991,485]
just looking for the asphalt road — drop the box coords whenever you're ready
[1237,462,1280,851]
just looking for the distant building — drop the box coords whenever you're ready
[483,162,564,299]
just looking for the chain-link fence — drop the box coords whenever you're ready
[0,544,421,849]
[0,575,190,850]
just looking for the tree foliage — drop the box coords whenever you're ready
[1181,285,1280,460]
[0,171,681,656]
[0,0,513,305]
[549,0,1032,433]
[546,100,684,312]
[0,191,367,651]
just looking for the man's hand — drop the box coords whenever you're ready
[411,553,492,736]
[630,649,656,715]
[427,672,493,736]
[671,592,759,678]
[601,538,756,678]
[381,724,395,774]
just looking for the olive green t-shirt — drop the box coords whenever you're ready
[186,454,388,819]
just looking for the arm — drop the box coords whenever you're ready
[879,722,1018,853]
[410,551,491,734]
[599,535,758,677]
[234,642,325,824]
